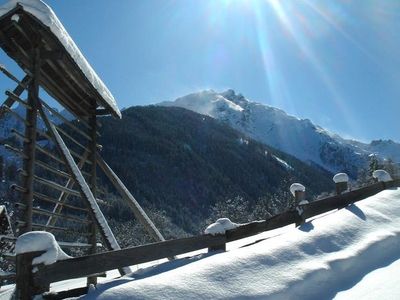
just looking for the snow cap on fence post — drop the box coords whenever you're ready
[372,170,392,183]
[15,231,71,299]
[290,183,306,204]
[333,173,349,195]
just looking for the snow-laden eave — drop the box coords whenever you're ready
[0,0,121,118]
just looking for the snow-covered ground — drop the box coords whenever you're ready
[75,187,400,299]
[1,188,399,299]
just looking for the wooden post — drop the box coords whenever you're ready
[335,182,348,195]
[15,251,48,300]
[19,48,40,235]
[295,190,305,203]
[87,103,98,286]
[295,190,306,227]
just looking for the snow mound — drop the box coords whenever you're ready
[15,231,70,266]
[372,170,392,182]
[204,218,238,235]
[290,183,305,196]
[333,173,349,183]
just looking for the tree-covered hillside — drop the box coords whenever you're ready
[98,106,334,233]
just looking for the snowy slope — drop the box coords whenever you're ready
[82,187,400,299]
[160,90,400,178]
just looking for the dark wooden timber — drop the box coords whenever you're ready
[97,155,166,243]
[32,207,91,225]
[19,47,40,235]
[16,251,48,300]
[0,73,30,118]
[35,159,71,180]
[34,234,226,286]
[87,107,98,285]
[33,175,81,197]
[336,181,348,195]
[5,90,31,109]
[2,105,30,125]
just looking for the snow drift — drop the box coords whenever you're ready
[81,187,400,299]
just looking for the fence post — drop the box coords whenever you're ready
[333,173,349,195]
[15,251,48,300]
[290,183,306,227]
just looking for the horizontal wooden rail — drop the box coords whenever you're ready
[34,234,226,286]
[32,179,400,287]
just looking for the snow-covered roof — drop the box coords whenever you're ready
[0,0,121,118]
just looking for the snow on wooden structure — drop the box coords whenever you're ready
[0,0,165,295]
[16,178,400,299]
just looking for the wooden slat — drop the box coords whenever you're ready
[5,90,31,109]
[33,175,81,197]
[35,159,71,180]
[0,75,30,118]
[32,207,90,225]
[32,191,88,213]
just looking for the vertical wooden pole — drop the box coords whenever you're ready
[87,103,98,286]
[15,251,48,299]
[335,182,348,195]
[20,49,40,235]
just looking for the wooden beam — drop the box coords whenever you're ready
[19,47,40,235]
[34,234,226,286]
[36,100,130,276]
[97,155,166,243]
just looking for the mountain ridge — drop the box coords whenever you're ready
[160,89,400,178]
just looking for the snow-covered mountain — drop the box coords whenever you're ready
[160,89,399,178]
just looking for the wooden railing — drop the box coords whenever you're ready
[15,179,400,299]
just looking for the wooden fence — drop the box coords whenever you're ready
[13,179,400,299]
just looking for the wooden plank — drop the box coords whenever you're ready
[35,159,71,180]
[34,234,226,286]
[32,207,91,225]
[33,175,81,197]
[97,155,166,243]
[36,100,130,276]
[32,190,87,212]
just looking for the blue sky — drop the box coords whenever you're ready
[0,0,399,143]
